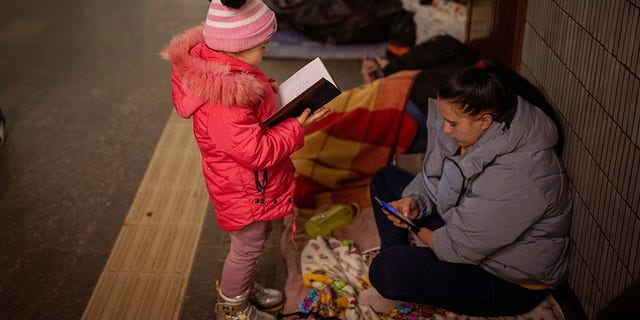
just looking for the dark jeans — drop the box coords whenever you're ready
[369,166,548,316]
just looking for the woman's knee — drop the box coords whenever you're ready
[369,249,403,296]
[371,166,396,193]
[370,166,415,199]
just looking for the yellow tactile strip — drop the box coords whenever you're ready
[82,113,209,320]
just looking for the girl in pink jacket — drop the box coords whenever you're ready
[161,1,330,319]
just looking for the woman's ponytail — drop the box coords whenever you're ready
[482,57,564,155]
[439,56,564,155]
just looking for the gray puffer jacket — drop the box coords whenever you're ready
[402,96,572,288]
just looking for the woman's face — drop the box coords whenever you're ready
[231,39,270,66]
[437,98,493,148]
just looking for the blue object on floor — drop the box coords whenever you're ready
[267,29,388,60]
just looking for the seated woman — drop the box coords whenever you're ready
[364,56,572,317]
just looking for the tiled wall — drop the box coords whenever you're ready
[520,0,639,318]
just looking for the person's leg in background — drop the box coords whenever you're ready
[404,99,427,154]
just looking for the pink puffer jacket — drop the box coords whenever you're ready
[162,26,304,231]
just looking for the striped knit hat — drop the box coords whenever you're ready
[203,0,277,53]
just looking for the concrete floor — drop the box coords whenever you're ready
[0,1,363,319]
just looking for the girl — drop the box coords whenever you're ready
[162,1,331,319]
[364,56,572,316]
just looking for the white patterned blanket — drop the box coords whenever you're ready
[280,208,566,320]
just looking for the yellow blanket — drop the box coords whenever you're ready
[292,70,420,215]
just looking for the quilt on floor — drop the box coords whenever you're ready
[292,235,565,320]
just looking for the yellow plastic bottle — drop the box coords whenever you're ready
[305,203,360,238]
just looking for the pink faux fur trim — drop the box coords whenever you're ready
[160,26,265,108]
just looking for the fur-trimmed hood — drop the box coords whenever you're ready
[161,26,267,118]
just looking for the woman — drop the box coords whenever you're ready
[365,56,572,316]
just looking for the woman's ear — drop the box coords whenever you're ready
[480,113,493,130]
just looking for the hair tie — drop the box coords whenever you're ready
[475,61,486,70]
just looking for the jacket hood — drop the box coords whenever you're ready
[161,26,266,117]
[453,96,559,178]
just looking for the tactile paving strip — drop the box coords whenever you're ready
[82,113,209,320]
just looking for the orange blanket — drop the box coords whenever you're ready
[291,70,420,215]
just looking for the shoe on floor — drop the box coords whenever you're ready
[248,282,284,313]
[215,290,276,320]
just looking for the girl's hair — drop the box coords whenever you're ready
[219,0,246,9]
[438,56,564,154]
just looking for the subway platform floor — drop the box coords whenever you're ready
[0,1,363,319]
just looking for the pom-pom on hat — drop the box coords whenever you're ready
[203,0,277,53]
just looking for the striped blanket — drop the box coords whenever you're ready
[291,70,420,215]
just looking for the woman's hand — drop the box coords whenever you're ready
[385,197,434,249]
[384,197,420,229]
[391,197,420,219]
[296,107,333,128]
[417,227,434,249]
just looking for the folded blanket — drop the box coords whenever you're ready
[291,71,420,214]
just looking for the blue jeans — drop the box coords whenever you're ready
[369,166,548,316]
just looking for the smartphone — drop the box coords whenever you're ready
[373,196,420,232]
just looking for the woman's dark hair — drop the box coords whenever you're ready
[438,56,564,155]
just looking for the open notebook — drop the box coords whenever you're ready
[262,58,341,127]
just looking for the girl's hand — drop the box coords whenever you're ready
[270,81,280,94]
[296,107,332,128]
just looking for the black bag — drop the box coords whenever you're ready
[387,10,416,47]
[266,0,404,44]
